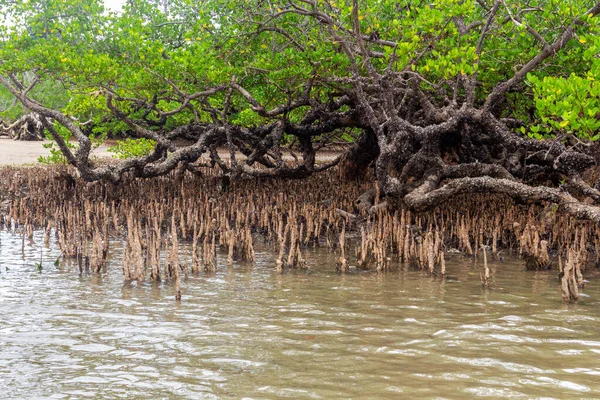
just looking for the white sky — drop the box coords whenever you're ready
[104,0,127,12]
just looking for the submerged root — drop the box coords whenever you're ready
[481,245,490,288]
[336,225,349,272]
[562,249,580,301]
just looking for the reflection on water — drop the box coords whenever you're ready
[1,229,600,399]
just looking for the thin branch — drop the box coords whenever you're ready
[484,1,600,112]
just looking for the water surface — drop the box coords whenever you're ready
[1,230,599,399]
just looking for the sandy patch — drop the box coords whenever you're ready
[0,137,343,166]
[0,138,112,166]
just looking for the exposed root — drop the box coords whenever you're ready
[2,164,600,302]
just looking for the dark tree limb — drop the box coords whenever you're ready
[404,176,600,224]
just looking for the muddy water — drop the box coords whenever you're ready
[1,230,600,399]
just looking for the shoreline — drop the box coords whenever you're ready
[0,138,112,166]
[0,137,344,166]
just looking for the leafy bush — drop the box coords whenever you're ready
[108,138,156,159]
[527,70,600,141]
[38,144,72,164]
[38,125,77,165]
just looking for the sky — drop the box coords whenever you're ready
[104,0,127,12]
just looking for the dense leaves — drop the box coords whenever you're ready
[0,0,597,140]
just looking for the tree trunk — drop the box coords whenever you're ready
[339,128,379,181]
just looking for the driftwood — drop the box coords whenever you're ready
[0,113,44,140]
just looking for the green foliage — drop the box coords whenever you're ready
[522,11,600,140]
[0,77,70,121]
[0,0,598,144]
[108,138,156,159]
[37,145,71,165]
[528,72,600,141]
[37,125,76,164]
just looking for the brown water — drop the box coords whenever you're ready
[1,230,600,399]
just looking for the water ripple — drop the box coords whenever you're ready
[0,229,599,398]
